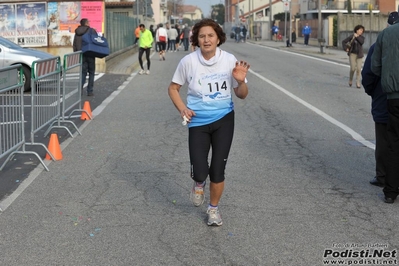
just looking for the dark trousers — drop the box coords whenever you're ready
[183,38,189,51]
[189,111,234,184]
[138,47,151,70]
[375,122,389,182]
[82,55,95,94]
[304,34,310,45]
[383,99,399,199]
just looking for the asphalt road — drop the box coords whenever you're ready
[0,40,397,266]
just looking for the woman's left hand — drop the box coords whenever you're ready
[233,60,250,84]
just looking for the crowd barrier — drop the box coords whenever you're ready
[0,65,33,170]
[0,51,84,172]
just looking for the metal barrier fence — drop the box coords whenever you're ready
[0,65,25,171]
[1,54,85,172]
[22,57,62,168]
[45,51,85,136]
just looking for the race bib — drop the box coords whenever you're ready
[200,72,231,102]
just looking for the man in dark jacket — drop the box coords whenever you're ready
[371,11,399,203]
[73,18,97,96]
[361,13,398,188]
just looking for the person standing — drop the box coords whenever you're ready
[302,23,311,45]
[175,24,181,51]
[168,19,250,226]
[73,18,97,96]
[361,13,399,188]
[168,25,178,52]
[134,25,140,45]
[271,23,279,42]
[242,25,247,42]
[182,24,190,51]
[156,23,168,60]
[234,26,241,43]
[138,24,153,75]
[371,11,399,204]
[342,25,365,88]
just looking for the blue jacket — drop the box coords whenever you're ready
[361,43,388,124]
[302,26,311,35]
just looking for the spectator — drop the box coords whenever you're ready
[360,12,399,188]
[73,18,97,96]
[371,10,399,204]
[302,23,311,45]
[168,25,178,52]
[271,23,279,41]
[134,25,140,45]
[342,25,365,88]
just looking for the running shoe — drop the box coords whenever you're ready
[207,208,222,226]
[138,69,145,75]
[146,70,150,75]
[190,181,205,207]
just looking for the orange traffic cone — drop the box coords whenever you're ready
[80,101,93,120]
[45,133,63,160]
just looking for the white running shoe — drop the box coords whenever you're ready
[190,181,205,207]
[207,208,222,226]
[146,70,150,75]
[138,69,145,75]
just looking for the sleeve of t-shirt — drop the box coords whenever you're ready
[172,57,188,85]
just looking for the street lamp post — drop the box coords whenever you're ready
[318,0,324,53]
[269,0,272,40]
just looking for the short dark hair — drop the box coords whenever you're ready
[353,25,365,32]
[191,19,226,47]
[80,18,88,26]
[139,24,145,28]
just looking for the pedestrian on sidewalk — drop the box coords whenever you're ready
[168,18,250,226]
[371,11,399,204]
[134,25,140,45]
[138,24,153,75]
[271,23,279,41]
[73,18,97,96]
[302,23,311,45]
[342,25,365,88]
[156,23,167,60]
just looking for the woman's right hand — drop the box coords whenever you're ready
[181,108,196,123]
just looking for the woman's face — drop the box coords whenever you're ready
[198,26,219,56]
[356,28,364,35]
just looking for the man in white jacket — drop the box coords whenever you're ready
[156,23,168,60]
[167,25,178,52]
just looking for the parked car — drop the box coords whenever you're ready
[0,36,55,91]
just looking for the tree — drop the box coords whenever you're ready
[211,4,225,24]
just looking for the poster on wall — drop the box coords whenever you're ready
[48,2,104,47]
[0,4,17,42]
[16,3,47,46]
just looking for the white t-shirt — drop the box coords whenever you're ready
[172,48,244,127]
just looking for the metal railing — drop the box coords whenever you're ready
[1,53,84,171]
[0,65,47,171]
[45,51,85,136]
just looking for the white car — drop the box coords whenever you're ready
[0,36,54,91]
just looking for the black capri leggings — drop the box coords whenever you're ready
[189,111,235,184]
[138,47,151,70]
